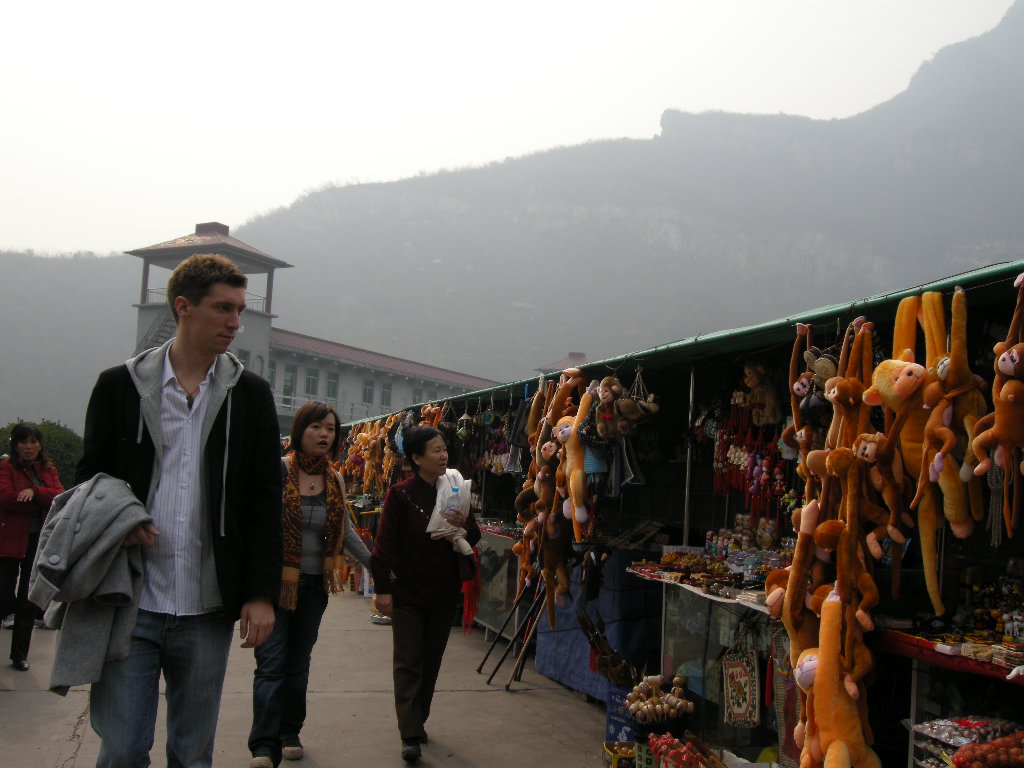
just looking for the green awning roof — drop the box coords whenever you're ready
[346,258,1023,424]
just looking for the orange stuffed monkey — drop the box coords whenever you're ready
[550,369,595,542]
[973,273,1024,538]
[862,296,945,615]
[802,590,882,768]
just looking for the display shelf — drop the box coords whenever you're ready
[536,548,663,701]
[658,579,784,765]
[873,630,1024,686]
[627,566,770,615]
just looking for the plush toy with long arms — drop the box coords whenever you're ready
[863,342,948,613]
[802,590,882,768]
[972,273,1024,537]
[552,372,596,542]
[972,342,1024,537]
[781,323,820,500]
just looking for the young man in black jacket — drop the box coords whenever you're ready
[76,253,282,768]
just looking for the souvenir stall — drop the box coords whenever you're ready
[339,261,1024,768]
[602,262,1024,767]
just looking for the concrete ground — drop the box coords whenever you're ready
[0,591,606,767]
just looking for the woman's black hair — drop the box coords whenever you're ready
[403,425,443,470]
[436,421,461,468]
[289,402,341,459]
[9,422,50,466]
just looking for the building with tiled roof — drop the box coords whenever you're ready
[535,351,587,374]
[269,327,498,424]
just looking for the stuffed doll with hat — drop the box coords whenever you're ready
[593,375,659,438]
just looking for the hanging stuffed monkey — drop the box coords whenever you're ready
[973,272,1024,538]
[863,296,944,615]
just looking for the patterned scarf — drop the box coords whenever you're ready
[280,452,347,610]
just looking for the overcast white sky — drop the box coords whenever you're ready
[1,0,1014,254]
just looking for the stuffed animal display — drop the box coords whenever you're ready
[762,277,1024,768]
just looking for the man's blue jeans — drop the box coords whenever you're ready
[249,577,329,763]
[90,608,235,768]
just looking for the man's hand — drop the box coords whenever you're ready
[375,593,394,617]
[239,599,275,648]
[122,522,159,548]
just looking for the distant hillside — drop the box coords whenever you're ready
[0,253,137,431]
[234,1,1023,384]
[2,1,1022,429]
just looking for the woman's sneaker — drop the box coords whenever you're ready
[282,739,303,760]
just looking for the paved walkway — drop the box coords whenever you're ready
[0,591,605,767]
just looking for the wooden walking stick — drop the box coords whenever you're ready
[485,583,546,685]
[505,600,545,690]
[476,579,534,674]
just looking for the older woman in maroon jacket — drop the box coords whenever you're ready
[371,425,480,763]
[0,422,64,671]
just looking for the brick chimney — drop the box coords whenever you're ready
[195,222,230,236]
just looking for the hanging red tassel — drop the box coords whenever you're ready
[462,547,482,635]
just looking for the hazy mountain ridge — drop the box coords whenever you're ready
[0,253,137,430]
[231,6,1022,383]
[2,2,1022,430]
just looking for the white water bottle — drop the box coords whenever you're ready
[447,486,461,517]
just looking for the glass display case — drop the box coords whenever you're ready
[660,584,781,764]
[906,659,1024,768]
[474,530,522,641]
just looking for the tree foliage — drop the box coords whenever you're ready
[2,418,83,489]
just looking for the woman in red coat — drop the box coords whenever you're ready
[0,422,64,671]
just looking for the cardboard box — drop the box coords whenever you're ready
[634,740,656,768]
[602,742,636,768]
[606,684,636,742]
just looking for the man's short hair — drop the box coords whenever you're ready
[166,254,247,323]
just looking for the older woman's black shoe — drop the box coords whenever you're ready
[11,659,29,671]
[401,738,421,762]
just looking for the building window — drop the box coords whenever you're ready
[362,379,374,404]
[267,360,277,390]
[283,364,297,397]
[236,349,251,367]
[305,367,319,396]
[412,388,423,403]
[427,390,437,401]
[381,382,392,408]
[326,371,339,401]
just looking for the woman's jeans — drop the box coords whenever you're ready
[1,529,40,662]
[90,608,235,768]
[249,576,329,762]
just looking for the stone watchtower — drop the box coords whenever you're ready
[127,222,292,378]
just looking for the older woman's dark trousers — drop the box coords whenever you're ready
[391,602,456,741]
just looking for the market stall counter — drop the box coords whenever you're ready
[536,548,662,701]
